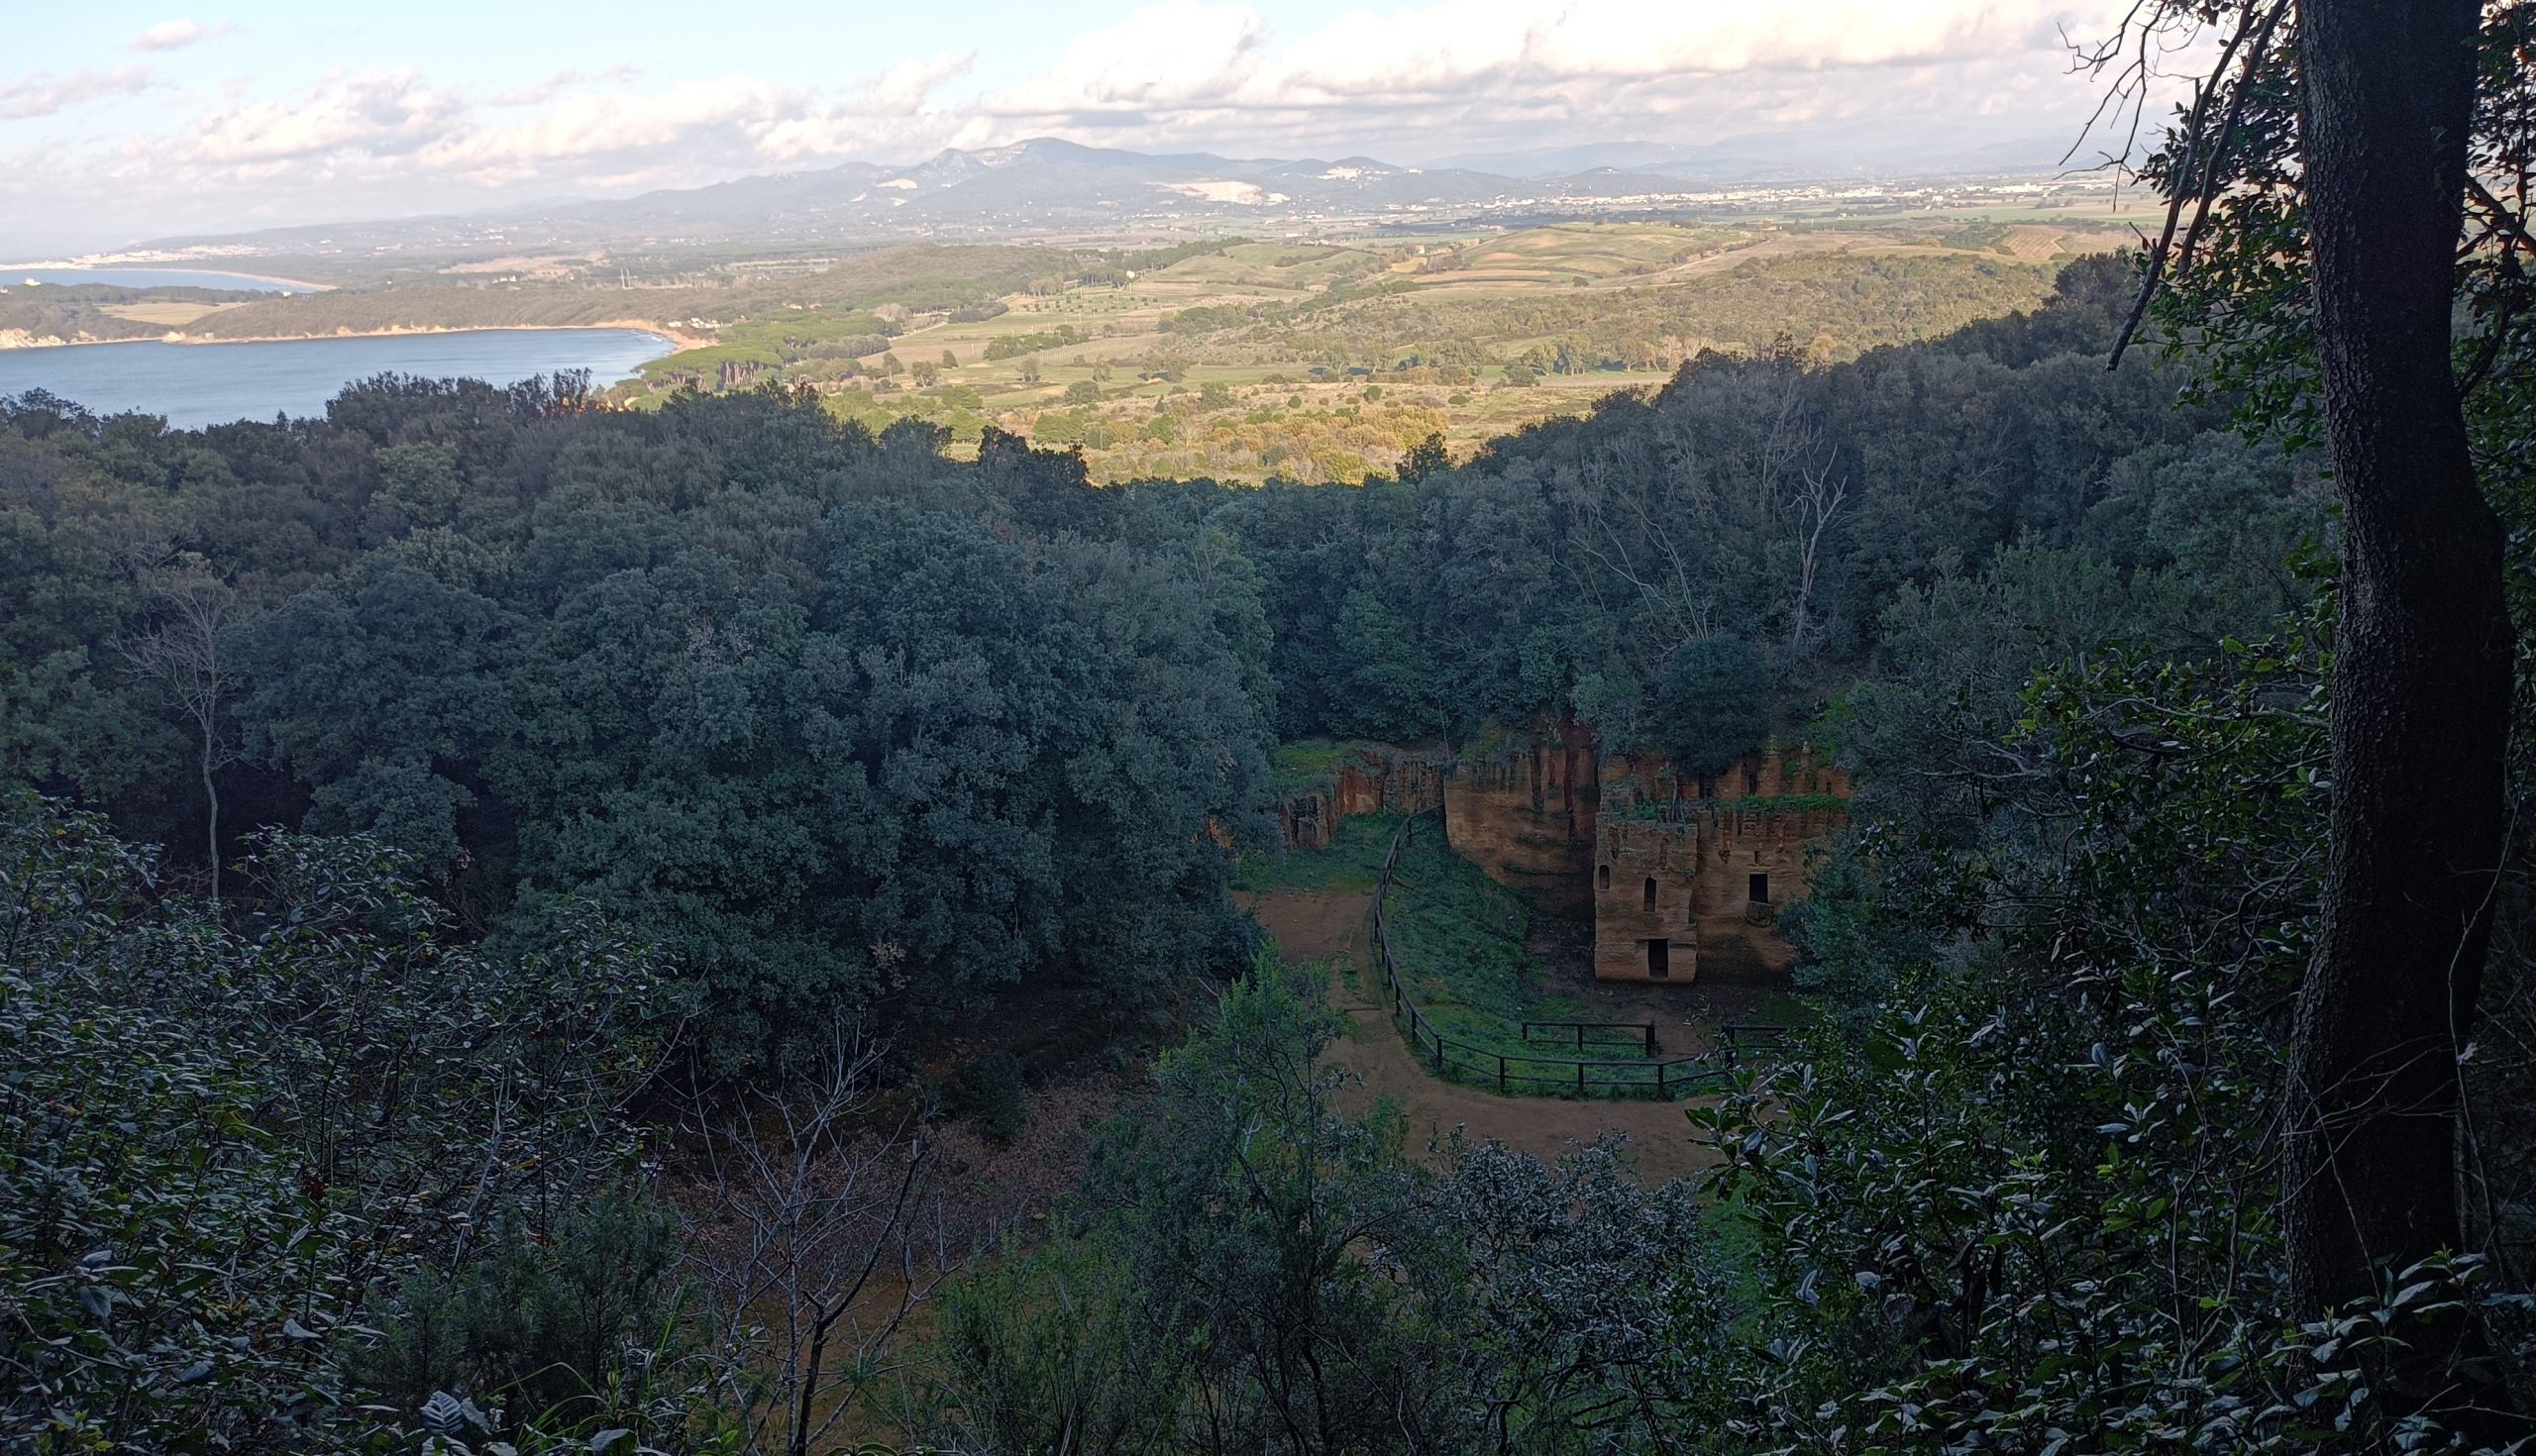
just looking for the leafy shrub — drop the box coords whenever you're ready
[0,794,696,1453]
[922,954,1744,1453]
[944,1051,1028,1144]
[360,1196,687,1431]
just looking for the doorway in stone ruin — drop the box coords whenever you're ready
[1748,872,1770,904]
[1645,937,1670,979]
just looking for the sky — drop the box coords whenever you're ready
[1,0,2151,257]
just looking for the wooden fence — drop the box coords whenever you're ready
[1368,810,1740,1100]
[1522,1020,1659,1055]
[1720,1022,1794,1059]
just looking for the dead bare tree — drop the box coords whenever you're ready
[680,1023,959,1456]
[1786,459,1849,658]
[119,562,248,903]
[1750,354,1815,518]
[1746,362,1848,658]
[1571,358,1848,675]
[1570,436,1719,684]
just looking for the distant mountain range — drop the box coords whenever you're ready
[1424,118,2090,182]
[137,133,2070,261]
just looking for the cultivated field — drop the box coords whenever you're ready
[3,203,2133,482]
[614,214,2123,482]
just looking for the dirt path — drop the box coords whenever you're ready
[1237,887,1717,1184]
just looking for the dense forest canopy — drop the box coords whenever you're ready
[0,256,2319,1058]
[13,13,2536,1430]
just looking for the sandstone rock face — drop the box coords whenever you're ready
[1277,722,1849,989]
[1277,744,1445,849]
[1433,721,1852,951]
[1441,716,1602,918]
[1602,743,1850,808]
[1337,757,1443,819]
[1591,821,1701,983]
[1279,793,1336,851]
[1591,796,1849,983]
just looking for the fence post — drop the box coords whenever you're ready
[1644,1024,1656,1056]
[1497,1054,1506,1092]
[1657,1061,1667,1098]
[1575,1061,1585,1096]
[1574,1024,1585,1052]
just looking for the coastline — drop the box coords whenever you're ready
[0,321,697,353]
[0,261,338,291]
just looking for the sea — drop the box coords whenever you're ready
[0,329,677,428]
[8,266,310,293]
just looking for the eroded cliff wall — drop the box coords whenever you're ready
[1276,743,1446,849]
[1591,796,1850,983]
[1441,716,1602,918]
[1275,723,1850,988]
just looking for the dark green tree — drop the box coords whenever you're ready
[2108,6,2532,1414]
[1653,636,1771,779]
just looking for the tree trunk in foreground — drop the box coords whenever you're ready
[201,737,221,906]
[2288,0,2513,1405]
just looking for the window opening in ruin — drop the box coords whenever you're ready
[1645,938,1670,979]
[1598,864,1611,891]
[1641,877,1656,908]
[1748,873,1770,904]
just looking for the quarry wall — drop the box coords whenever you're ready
[1590,800,1849,984]
[1275,744,1445,850]
[1277,717,1850,988]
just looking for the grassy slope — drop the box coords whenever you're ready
[1267,739,1392,798]
[1231,809,1398,896]
[1228,812,1634,1092]
[175,244,1067,341]
[773,230,2075,482]
[0,284,268,345]
[1378,825,1683,1096]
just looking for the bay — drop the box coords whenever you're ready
[0,329,677,428]
[6,266,313,293]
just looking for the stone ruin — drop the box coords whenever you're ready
[1276,717,1850,987]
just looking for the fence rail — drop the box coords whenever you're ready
[1369,810,1748,1100]
[1522,1020,1659,1055]
[1720,1022,1794,1058]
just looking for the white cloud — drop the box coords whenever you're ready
[422,75,789,177]
[489,64,641,109]
[1524,0,2056,76]
[185,69,462,163]
[756,52,976,160]
[862,52,975,117]
[993,1,1265,114]
[6,0,2151,241]
[128,19,232,52]
[981,0,2112,118]
[0,65,159,120]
